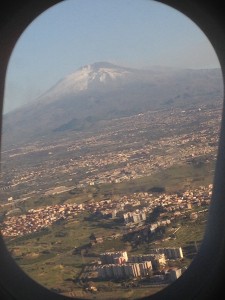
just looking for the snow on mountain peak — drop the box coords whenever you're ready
[43,62,132,101]
[78,62,131,84]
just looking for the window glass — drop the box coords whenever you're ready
[0,0,223,298]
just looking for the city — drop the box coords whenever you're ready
[0,100,221,299]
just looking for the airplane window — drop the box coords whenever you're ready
[0,0,223,299]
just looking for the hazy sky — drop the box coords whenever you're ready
[3,0,220,114]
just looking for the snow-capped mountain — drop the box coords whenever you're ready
[54,62,132,91]
[35,62,138,105]
[2,62,223,146]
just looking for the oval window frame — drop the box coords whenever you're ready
[0,1,224,299]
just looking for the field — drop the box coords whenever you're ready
[5,210,207,298]
[2,160,213,299]
[99,160,215,196]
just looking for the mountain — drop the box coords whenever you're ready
[2,62,223,146]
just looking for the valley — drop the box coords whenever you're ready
[0,102,221,201]
[0,98,222,299]
[0,62,223,299]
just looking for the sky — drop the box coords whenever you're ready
[3,0,221,114]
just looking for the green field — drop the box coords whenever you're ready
[3,161,213,298]
[100,160,215,195]
[5,211,208,298]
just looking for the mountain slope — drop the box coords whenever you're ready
[2,62,223,146]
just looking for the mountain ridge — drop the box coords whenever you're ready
[2,62,223,146]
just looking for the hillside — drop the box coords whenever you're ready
[2,62,223,146]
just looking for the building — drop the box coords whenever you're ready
[100,251,128,265]
[148,247,183,259]
[97,261,152,280]
[123,210,146,224]
[130,253,166,270]
[166,268,182,282]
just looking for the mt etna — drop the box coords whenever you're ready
[2,62,223,146]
